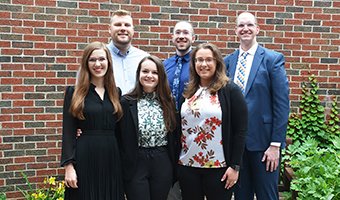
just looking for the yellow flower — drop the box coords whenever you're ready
[48,177,56,186]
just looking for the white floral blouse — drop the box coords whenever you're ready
[137,92,167,148]
[179,86,226,168]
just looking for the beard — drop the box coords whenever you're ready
[175,42,191,53]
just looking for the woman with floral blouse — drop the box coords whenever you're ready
[117,55,177,200]
[177,43,248,200]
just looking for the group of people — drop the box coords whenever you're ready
[61,9,290,200]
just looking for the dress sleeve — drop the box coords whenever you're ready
[60,86,78,167]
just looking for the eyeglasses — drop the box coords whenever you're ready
[236,23,256,28]
[195,57,216,64]
[88,57,107,63]
[174,30,192,36]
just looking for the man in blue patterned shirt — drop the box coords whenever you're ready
[164,21,195,108]
[164,21,196,200]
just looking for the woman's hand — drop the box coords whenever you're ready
[64,163,78,188]
[221,167,239,189]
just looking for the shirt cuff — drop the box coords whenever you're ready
[270,142,281,147]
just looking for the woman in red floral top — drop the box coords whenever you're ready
[176,43,248,200]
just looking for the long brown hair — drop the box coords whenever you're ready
[183,43,229,98]
[126,55,176,132]
[69,41,123,120]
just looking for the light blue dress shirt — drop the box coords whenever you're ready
[107,41,149,95]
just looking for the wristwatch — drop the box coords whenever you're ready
[230,165,240,172]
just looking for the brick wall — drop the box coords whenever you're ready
[0,0,339,199]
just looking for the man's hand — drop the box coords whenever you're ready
[64,163,78,188]
[221,167,239,189]
[261,145,280,172]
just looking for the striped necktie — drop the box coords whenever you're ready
[235,52,249,94]
[172,57,183,109]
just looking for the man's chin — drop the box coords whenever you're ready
[176,47,190,53]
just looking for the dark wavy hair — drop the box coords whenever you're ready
[183,43,229,98]
[126,55,176,132]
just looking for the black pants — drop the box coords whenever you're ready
[124,146,172,200]
[178,165,233,200]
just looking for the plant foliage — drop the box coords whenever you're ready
[19,172,65,200]
[285,74,340,200]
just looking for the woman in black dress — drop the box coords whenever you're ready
[60,41,124,200]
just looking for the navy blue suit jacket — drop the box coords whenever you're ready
[224,45,290,151]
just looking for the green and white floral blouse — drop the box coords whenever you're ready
[137,92,168,148]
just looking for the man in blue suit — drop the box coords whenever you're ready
[224,12,290,200]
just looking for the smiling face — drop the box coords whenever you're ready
[194,48,216,87]
[172,21,195,56]
[87,49,108,82]
[235,12,259,48]
[139,59,159,93]
[109,15,134,47]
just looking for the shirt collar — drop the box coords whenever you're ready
[142,91,158,100]
[108,41,131,57]
[239,42,258,57]
[176,50,191,62]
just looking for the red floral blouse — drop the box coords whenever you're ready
[179,86,226,168]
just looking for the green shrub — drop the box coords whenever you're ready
[284,73,340,200]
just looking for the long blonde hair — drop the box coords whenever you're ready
[183,43,229,98]
[69,41,122,120]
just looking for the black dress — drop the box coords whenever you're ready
[61,85,124,200]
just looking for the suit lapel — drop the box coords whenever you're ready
[129,100,139,134]
[244,46,265,96]
[228,50,240,80]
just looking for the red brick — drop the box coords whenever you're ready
[46,79,66,85]
[24,108,44,113]
[13,71,35,77]
[24,64,45,70]
[6,164,25,171]
[24,34,45,41]
[56,57,77,63]
[36,114,56,121]
[23,20,44,27]
[35,0,56,6]
[190,15,209,22]
[37,169,58,176]
[27,163,47,169]
[150,26,169,33]
[313,14,331,20]
[35,42,56,49]
[89,10,110,17]
[0,144,13,150]
[46,22,67,29]
[172,1,190,7]
[2,122,24,129]
[13,129,34,135]
[13,101,34,107]
[0,114,11,121]
[2,93,23,99]
[14,156,35,163]
[37,142,57,148]
[1,108,23,114]
[46,122,62,128]
[79,2,99,9]
[48,148,61,155]
[12,0,34,5]
[199,9,218,15]
[35,72,56,77]
[141,5,160,12]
